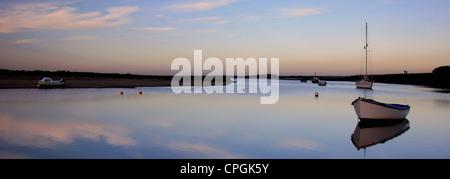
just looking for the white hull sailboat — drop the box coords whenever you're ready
[351,97,410,120]
[355,79,373,89]
[355,22,373,89]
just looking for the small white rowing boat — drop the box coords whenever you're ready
[351,97,410,120]
[37,77,65,87]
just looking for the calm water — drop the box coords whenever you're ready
[0,80,449,159]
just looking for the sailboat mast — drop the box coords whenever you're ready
[355,22,373,89]
[365,22,368,78]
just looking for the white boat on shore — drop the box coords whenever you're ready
[351,97,410,120]
[37,77,65,87]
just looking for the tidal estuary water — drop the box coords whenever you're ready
[0,80,449,158]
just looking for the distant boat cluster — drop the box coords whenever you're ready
[300,72,327,86]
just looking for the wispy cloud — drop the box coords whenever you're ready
[273,8,323,18]
[180,16,220,22]
[58,35,99,41]
[234,14,263,21]
[215,20,230,24]
[131,27,177,31]
[161,0,239,12]
[193,29,227,33]
[227,33,239,37]
[180,16,230,24]
[13,38,39,44]
[0,2,138,33]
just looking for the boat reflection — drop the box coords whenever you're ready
[351,119,410,150]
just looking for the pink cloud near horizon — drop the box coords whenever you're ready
[273,8,323,18]
[131,27,177,31]
[13,38,40,44]
[0,2,138,33]
[160,0,239,12]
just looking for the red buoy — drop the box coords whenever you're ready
[120,91,123,95]
[139,91,142,95]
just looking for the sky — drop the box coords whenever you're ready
[1,0,449,76]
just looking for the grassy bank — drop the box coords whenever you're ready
[1,69,449,89]
[0,69,233,88]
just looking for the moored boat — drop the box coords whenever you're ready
[312,77,320,83]
[312,72,320,83]
[355,22,373,89]
[37,77,65,87]
[355,78,373,89]
[318,81,327,86]
[351,97,410,120]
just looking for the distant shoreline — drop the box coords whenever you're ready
[280,73,449,90]
[0,69,448,89]
[0,76,173,89]
[0,69,231,89]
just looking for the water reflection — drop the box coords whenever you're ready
[0,114,136,148]
[1,81,450,158]
[167,141,241,159]
[434,98,450,108]
[351,119,410,150]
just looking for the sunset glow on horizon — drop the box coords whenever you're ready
[1,0,449,76]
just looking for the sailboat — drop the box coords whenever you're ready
[355,22,373,89]
[312,72,320,83]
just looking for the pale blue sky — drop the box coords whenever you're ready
[1,0,449,75]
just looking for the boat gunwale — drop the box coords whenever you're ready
[352,98,410,110]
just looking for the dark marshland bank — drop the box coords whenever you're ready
[0,69,233,88]
[1,65,449,90]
